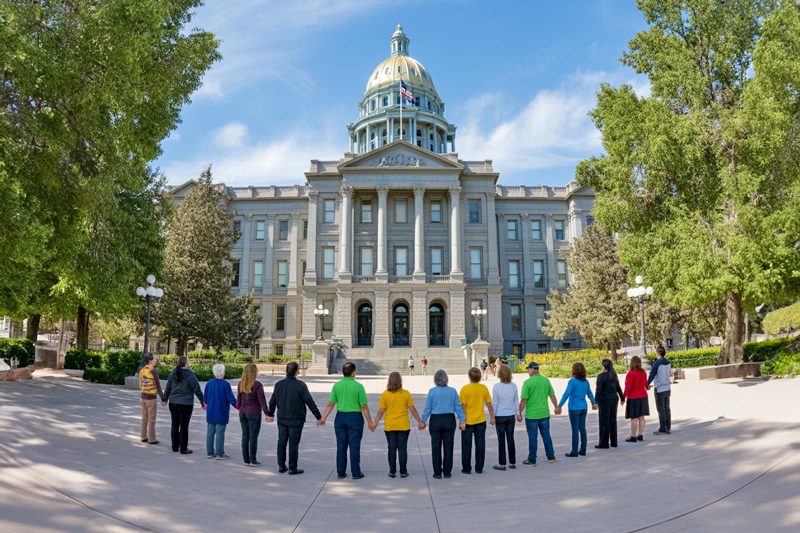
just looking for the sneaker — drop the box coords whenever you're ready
[492,465,506,471]
[578,452,586,456]
[461,469,471,474]
[243,461,251,466]
[548,458,557,463]
[565,452,578,458]
[388,472,396,478]
[141,438,149,442]
[337,474,347,479]
[653,431,668,436]
[148,440,159,445]
[279,466,288,473]
[180,449,193,455]
[508,464,516,469]
[625,437,637,443]
[666,430,671,434]
[400,472,409,478]
[595,445,609,449]
[443,474,451,478]
[216,455,230,461]
[288,469,304,475]
[352,473,365,480]
[637,435,644,441]
[207,454,216,459]
[249,460,261,467]
[432,474,443,479]
[475,470,483,474]
[522,460,536,467]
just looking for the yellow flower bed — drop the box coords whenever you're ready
[524,349,608,365]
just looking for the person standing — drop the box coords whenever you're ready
[267,362,323,475]
[649,346,672,435]
[237,363,270,466]
[420,370,466,479]
[491,364,521,470]
[320,362,373,479]
[519,362,560,466]
[558,363,597,457]
[623,356,649,442]
[595,359,625,449]
[408,356,415,376]
[138,354,164,445]
[370,372,423,478]
[459,367,495,474]
[421,356,428,376]
[480,359,489,381]
[204,364,238,460]
[163,356,205,455]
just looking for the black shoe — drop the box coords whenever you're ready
[475,470,483,474]
[388,472,396,478]
[443,474,451,478]
[595,445,608,449]
[149,440,159,445]
[625,437,637,443]
[288,469,304,475]
[666,430,671,434]
[637,435,644,441]
[180,449,193,455]
[565,452,578,457]
[432,474,442,479]
[461,469,471,474]
[578,452,586,456]
[352,473,365,480]
[493,465,506,471]
[400,472,409,478]
[249,460,261,467]
[279,466,288,473]
[173,449,179,453]
[337,474,347,479]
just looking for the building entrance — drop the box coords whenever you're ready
[429,304,445,346]
[392,303,410,346]
[357,303,372,346]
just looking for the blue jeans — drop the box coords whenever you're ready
[334,411,364,477]
[525,417,555,464]
[206,423,227,457]
[568,409,587,455]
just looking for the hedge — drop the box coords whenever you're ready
[646,347,720,368]
[0,338,36,368]
[744,338,791,362]
[65,349,105,370]
[83,367,127,385]
[763,354,800,377]
[523,349,609,366]
[155,364,246,381]
[516,361,627,379]
[762,301,800,335]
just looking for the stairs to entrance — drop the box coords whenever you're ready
[331,347,472,376]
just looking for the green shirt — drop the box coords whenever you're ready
[328,376,368,413]
[520,374,555,420]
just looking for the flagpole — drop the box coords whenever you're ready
[399,72,403,143]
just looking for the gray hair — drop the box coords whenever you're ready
[434,369,448,387]
[212,363,225,378]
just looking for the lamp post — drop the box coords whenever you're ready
[471,303,488,341]
[136,275,163,357]
[627,275,653,362]
[313,304,329,341]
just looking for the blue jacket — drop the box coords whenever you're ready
[648,357,671,391]
[558,377,596,411]
[204,378,238,425]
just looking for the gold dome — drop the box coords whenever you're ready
[366,55,436,94]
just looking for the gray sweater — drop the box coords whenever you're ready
[164,368,204,406]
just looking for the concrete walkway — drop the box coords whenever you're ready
[1,371,799,532]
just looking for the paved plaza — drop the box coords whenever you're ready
[1,370,799,532]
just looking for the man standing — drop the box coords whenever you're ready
[421,356,428,376]
[649,346,672,435]
[408,356,415,376]
[267,362,323,475]
[320,362,373,479]
[519,362,561,466]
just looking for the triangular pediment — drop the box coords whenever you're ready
[165,179,198,197]
[340,140,462,171]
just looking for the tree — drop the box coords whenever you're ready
[543,224,637,360]
[155,167,262,355]
[577,1,800,364]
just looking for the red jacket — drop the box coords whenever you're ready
[623,370,648,400]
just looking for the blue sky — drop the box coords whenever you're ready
[157,0,651,188]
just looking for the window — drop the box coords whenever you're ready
[303,220,308,239]
[324,199,335,223]
[371,100,376,110]
[231,262,240,287]
[323,247,334,279]
[431,200,441,223]
[360,247,372,276]
[507,220,518,240]
[255,220,265,240]
[301,261,306,286]
[509,261,520,288]
[512,344,522,357]
[361,200,372,223]
[555,220,565,240]
[279,220,288,241]
[277,261,288,287]
[536,304,546,331]
[322,300,333,330]
[468,200,481,223]
[562,343,571,350]
[275,305,285,331]
[586,216,594,227]
[233,221,241,241]
[383,96,388,106]
[510,305,521,332]
[275,344,284,356]
[470,248,482,280]
[431,247,443,276]
[395,199,407,223]
[253,261,263,288]
[557,261,568,288]
[538,343,548,352]
[531,220,542,240]
[534,260,544,288]
[395,247,408,276]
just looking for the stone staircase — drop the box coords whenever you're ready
[330,347,472,376]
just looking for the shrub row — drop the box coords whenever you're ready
[523,349,609,366]
[155,364,246,382]
[514,361,628,379]
[744,338,791,362]
[763,354,800,377]
[67,349,143,375]
[0,338,35,368]
[762,301,800,335]
[645,347,720,369]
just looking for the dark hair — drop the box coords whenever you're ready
[286,361,299,378]
[656,346,666,357]
[468,367,481,383]
[174,356,188,382]
[601,359,618,383]
[137,353,154,373]
[342,362,356,377]
[572,362,587,381]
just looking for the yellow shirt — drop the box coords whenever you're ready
[379,389,414,431]
[459,382,492,425]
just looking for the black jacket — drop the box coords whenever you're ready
[595,371,624,402]
[267,376,322,422]
[164,368,204,406]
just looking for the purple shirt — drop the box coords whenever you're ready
[237,380,269,416]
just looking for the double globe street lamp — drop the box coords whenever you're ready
[313,304,330,341]
[627,276,654,362]
[136,275,163,357]
[471,303,488,341]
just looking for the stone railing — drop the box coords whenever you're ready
[351,275,377,283]
[389,275,415,283]
[426,275,451,283]
[462,160,494,173]
[309,160,340,173]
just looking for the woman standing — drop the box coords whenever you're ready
[237,363,270,467]
[558,363,597,457]
[370,372,423,478]
[419,370,466,479]
[491,364,521,470]
[163,356,204,455]
[138,354,164,445]
[595,359,624,449]
[623,356,650,442]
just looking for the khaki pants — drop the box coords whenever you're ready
[141,398,157,442]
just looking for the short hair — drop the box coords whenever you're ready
[468,367,481,383]
[387,371,402,392]
[656,346,666,357]
[571,362,587,381]
[629,355,643,372]
[212,363,225,378]
[286,361,299,377]
[434,369,448,387]
[497,364,512,383]
[342,362,356,377]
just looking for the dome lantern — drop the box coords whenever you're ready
[390,24,410,57]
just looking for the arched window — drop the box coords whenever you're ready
[383,96,388,106]
[392,303,410,347]
[429,304,445,346]
[357,303,372,346]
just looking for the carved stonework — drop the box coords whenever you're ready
[377,186,389,197]
[339,185,353,199]
[448,186,462,199]
[374,154,426,167]
[413,186,425,197]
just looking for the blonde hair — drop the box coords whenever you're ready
[387,371,403,393]
[238,363,259,394]
[629,356,643,373]
[497,364,512,383]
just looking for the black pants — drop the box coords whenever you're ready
[429,413,456,476]
[655,389,671,432]
[240,413,262,463]
[385,430,411,475]
[494,415,516,466]
[277,420,304,470]
[169,403,193,453]
[461,421,487,473]
[597,399,619,448]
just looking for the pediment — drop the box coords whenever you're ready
[165,179,198,197]
[340,141,462,171]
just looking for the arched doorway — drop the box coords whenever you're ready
[357,303,372,347]
[429,304,445,346]
[392,303,410,347]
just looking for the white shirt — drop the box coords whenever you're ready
[408,359,414,367]
[492,381,520,417]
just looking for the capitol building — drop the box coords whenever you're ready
[166,26,594,373]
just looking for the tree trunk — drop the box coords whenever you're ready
[609,340,619,362]
[9,321,22,338]
[176,335,187,357]
[76,306,90,351]
[26,314,41,343]
[718,291,743,365]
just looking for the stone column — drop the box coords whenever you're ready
[413,186,425,278]
[521,214,532,293]
[434,127,438,153]
[412,289,428,348]
[487,194,500,285]
[265,214,276,288]
[240,214,252,289]
[338,185,352,278]
[305,191,318,286]
[288,212,300,290]
[373,287,390,349]
[449,186,463,277]
[545,213,557,289]
[496,213,506,287]
[366,124,372,151]
[376,186,389,277]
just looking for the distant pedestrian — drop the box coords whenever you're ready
[237,363,270,466]
[595,359,624,449]
[408,356,415,376]
[624,356,649,442]
[421,356,428,376]
[204,364,238,460]
[420,369,466,479]
[459,367,494,474]
[320,362,373,479]
[491,364,521,470]
[163,356,205,455]
[519,362,560,466]
[649,346,672,435]
[267,362,323,475]
[370,372,424,478]
[558,363,597,457]
[138,354,164,445]
[480,359,489,380]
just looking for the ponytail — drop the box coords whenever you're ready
[174,356,188,382]
[602,359,618,383]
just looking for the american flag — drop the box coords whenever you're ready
[400,80,413,101]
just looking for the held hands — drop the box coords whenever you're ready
[490,416,496,426]
[592,404,598,411]
[516,415,523,423]
[317,418,325,427]
[161,401,167,406]
[554,407,562,416]
[266,416,274,423]
[458,421,466,431]
[418,421,427,431]
[201,402,207,411]
[620,400,625,406]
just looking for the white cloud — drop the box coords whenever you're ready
[213,122,248,149]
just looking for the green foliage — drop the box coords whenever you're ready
[763,354,800,377]
[155,364,245,382]
[65,349,104,370]
[524,349,609,365]
[762,302,800,335]
[744,338,792,362]
[647,347,720,368]
[518,362,627,379]
[0,338,35,367]
[83,368,126,385]
[104,350,143,376]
